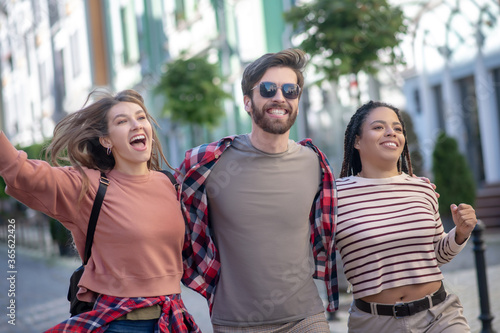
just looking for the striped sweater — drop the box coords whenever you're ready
[335,173,466,299]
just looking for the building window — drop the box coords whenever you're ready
[54,49,66,99]
[414,89,421,114]
[432,84,446,132]
[494,68,500,139]
[31,0,43,26]
[457,76,485,183]
[175,0,186,26]
[120,4,139,65]
[48,0,61,27]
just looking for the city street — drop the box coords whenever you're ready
[1,227,499,333]
[1,0,499,332]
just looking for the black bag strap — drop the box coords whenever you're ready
[160,170,178,187]
[82,172,109,265]
[82,170,172,265]
[159,170,188,224]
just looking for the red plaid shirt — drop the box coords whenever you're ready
[176,136,339,313]
[44,294,200,332]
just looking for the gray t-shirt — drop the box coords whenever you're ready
[207,134,324,326]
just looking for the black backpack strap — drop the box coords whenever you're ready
[160,170,178,187]
[82,172,109,265]
[160,170,188,226]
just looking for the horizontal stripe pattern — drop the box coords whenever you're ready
[335,174,464,299]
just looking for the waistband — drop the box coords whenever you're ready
[354,283,446,318]
[116,304,162,321]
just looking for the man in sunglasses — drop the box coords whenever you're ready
[176,48,337,332]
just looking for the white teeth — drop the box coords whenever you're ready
[384,142,397,147]
[130,134,146,143]
[269,109,286,115]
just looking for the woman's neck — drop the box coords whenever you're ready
[357,166,400,179]
[113,162,150,176]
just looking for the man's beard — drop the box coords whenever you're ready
[251,101,297,135]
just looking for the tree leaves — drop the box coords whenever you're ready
[432,133,476,217]
[284,0,407,82]
[154,56,231,127]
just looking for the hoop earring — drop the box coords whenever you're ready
[107,147,112,155]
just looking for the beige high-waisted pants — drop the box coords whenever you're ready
[347,293,470,333]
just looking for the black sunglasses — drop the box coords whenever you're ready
[251,81,301,99]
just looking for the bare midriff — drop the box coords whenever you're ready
[360,280,442,304]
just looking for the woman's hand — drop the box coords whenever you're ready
[451,203,477,244]
[413,174,440,198]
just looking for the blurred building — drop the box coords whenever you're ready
[399,0,500,227]
[0,0,91,146]
[2,0,498,225]
[86,0,307,167]
[0,0,348,169]
[0,0,304,166]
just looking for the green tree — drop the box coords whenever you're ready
[432,133,476,219]
[154,55,231,127]
[49,217,74,256]
[284,0,407,83]
[0,177,7,200]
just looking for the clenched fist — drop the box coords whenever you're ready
[451,203,477,245]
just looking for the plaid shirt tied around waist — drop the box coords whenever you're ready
[44,294,201,333]
[176,136,339,313]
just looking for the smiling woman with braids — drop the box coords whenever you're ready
[335,101,477,332]
[0,89,201,333]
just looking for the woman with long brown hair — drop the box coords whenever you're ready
[0,89,200,332]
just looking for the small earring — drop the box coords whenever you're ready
[107,147,112,155]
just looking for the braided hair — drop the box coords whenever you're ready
[340,100,413,178]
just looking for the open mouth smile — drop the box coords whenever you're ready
[267,108,288,117]
[381,141,399,148]
[129,134,147,150]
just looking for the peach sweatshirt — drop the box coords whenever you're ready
[0,132,185,302]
